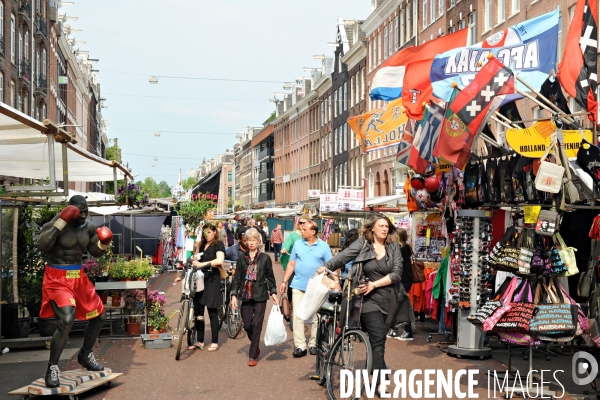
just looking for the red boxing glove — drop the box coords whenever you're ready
[96,227,113,250]
[54,205,80,230]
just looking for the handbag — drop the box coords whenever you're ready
[553,233,578,277]
[535,209,561,236]
[529,279,578,338]
[468,278,512,325]
[483,277,519,332]
[549,246,568,275]
[535,279,583,342]
[497,331,542,346]
[410,248,426,284]
[488,225,516,267]
[280,293,291,321]
[534,139,564,193]
[492,229,520,272]
[495,280,537,333]
[517,228,535,275]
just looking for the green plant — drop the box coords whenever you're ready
[117,183,150,208]
[147,290,168,331]
[107,256,128,280]
[129,257,155,280]
[122,290,145,323]
[176,196,216,231]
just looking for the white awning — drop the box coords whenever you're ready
[365,194,406,206]
[0,103,132,182]
[236,207,302,215]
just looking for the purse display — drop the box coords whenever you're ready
[529,279,578,338]
[553,233,578,277]
[517,228,535,275]
[535,209,561,236]
[534,139,564,194]
[494,280,537,333]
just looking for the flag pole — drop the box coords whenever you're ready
[514,75,579,126]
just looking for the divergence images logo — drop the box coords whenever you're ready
[572,351,598,386]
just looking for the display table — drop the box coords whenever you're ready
[95,281,148,335]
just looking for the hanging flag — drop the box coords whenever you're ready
[396,118,419,166]
[370,30,468,101]
[431,10,558,101]
[408,103,444,174]
[347,97,408,154]
[433,57,516,169]
[402,58,438,119]
[557,0,598,123]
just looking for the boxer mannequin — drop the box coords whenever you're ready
[37,195,113,388]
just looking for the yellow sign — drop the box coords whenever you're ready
[523,206,541,223]
[86,309,99,319]
[348,98,409,154]
[506,121,592,158]
[66,270,81,279]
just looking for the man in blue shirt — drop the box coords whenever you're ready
[279,221,332,357]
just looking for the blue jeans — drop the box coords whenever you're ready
[272,243,282,261]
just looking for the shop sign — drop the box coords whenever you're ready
[58,76,69,84]
[337,189,364,211]
[320,193,339,212]
[308,189,321,198]
[506,121,592,158]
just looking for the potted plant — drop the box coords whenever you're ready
[107,256,128,281]
[122,290,145,335]
[83,258,107,284]
[131,257,156,281]
[146,290,169,334]
[117,183,151,208]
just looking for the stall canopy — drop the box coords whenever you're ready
[366,194,407,206]
[0,103,132,182]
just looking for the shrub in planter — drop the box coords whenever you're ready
[107,257,128,280]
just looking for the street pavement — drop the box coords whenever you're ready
[0,253,593,399]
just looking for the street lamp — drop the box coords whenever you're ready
[154,131,161,137]
[149,76,159,84]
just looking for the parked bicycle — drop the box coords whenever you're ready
[225,261,243,338]
[312,269,373,400]
[217,263,232,330]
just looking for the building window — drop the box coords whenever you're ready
[18,29,22,64]
[413,0,418,38]
[0,3,3,42]
[438,0,443,18]
[400,10,405,45]
[496,121,506,145]
[377,32,382,65]
[42,104,46,119]
[0,72,3,103]
[468,12,477,45]
[373,35,378,67]
[423,0,428,29]
[449,25,456,33]
[485,0,492,31]
[450,0,455,6]
[343,82,347,111]
[343,123,348,152]
[361,68,365,99]
[42,49,46,77]
[24,31,28,60]
[334,90,338,117]
[369,39,373,71]
[10,14,14,63]
[9,80,14,107]
[394,17,398,50]
[430,0,435,22]
[498,0,505,23]
[512,0,520,14]
[459,19,466,29]
[383,26,388,60]
[228,170,232,182]
[227,187,232,198]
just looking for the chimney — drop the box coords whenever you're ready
[276,101,284,116]
[304,78,312,95]
[114,138,118,147]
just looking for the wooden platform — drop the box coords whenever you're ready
[7,369,121,399]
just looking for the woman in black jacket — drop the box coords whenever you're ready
[231,228,279,366]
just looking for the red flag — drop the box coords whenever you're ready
[402,59,437,120]
[557,0,598,123]
[433,57,515,168]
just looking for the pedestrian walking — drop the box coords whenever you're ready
[225,221,234,247]
[318,215,408,394]
[231,228,278,366]
[270,223,284,262]
[217,221,227,248]
[387,228,415,341]
[175,223,225,352]
[225,234,247,263]
[279,221,332,357]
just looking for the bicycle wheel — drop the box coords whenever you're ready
[175,300,189,361]
[326,329,372,400]
[226,300,243,338]
[218,280,231,330]
[314,315,333,386]
[186,303,197,346]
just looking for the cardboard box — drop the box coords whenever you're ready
[140,333,172,349]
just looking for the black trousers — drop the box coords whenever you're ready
[193,296,219,345]
[403,282,413,334]
[360,310,388,377]
[241,300,267,359]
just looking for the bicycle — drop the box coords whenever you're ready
[217,263,232,330]
[225,261,243,338]
[316,269,373,400]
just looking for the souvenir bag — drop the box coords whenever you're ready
[494,280,537,333]
[558,282,589,334]
[535,209,561,236]
[486,158,501,203]
[477,159,488,203]
[468,278,512,325]
[492,228,520,272]
[483,277,519,332]
[497,331,542,346]
[529,237,546,275]
[517,228,535,275]
[549,245,568,275]
[464,161,480,206]
[498,156,514,203]
[489,225,517,268]
[534,139,564,193]
[522,158,540,203]
[535,279,584,342]
[554,130,582,205]
[553,233,578,277]
[529,279,578,338]
[511,154,526,204]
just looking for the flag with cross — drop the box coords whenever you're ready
[433,57,516,169]
[557,0,598,123]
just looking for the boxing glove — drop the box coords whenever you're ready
[96,227,113,250]
[53,205,80,231]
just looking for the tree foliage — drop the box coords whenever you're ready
[176,197,216,231]
[135,177,172,198]
[182,176,197,190]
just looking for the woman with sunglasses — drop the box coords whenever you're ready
[317,215,405,394]
[176,222,225,352]
[231,228,279,366]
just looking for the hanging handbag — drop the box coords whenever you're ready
[410,248,426,284]
[535,138,564,193]
[549,246,568,275]
[529,279,578,338]
[468,278,512,325]
[493,229,521,272]
[218,265,229,280]
[497,331,542,346]
[494,280,537,333]
[483,277,519,332]
[535,209,561,236]
[517,228,535,275]
[489,225,517,267]
[536,279,584,342]
[553,233,578,277]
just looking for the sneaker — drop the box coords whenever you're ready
[45,363,60,388]
[386,330,401,340]
[399,332,414,341]
[77,349,104,371]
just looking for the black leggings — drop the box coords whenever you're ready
[360,310,387,381]
[193,297,219,345]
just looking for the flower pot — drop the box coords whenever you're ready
[111,295,122,307]
[38,318,58,337]
[96,276,109,283]
[159,325,167,333]
[126,322,141,335]
[99,292,108,305]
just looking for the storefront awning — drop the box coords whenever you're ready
[366,194,406,206]
[0,103,133,182]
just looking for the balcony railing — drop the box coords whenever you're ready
[19,1,32,19]
[258,170,274,182]
[259,192,275,203]
[36,74,47,93]
[257,147,273,162]
[36,16,47,38]
[19,59,32,81]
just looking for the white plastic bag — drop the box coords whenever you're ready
[264,305,287,346]
[296,272,330,320]
[194,270,204,292]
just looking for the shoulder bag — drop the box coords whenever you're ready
[534,138,564,194]
[494,280,537,333]
[410,247,426,284]
[529,279,578,338]
[554,233,578,277]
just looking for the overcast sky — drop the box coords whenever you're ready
[68,1,371,187]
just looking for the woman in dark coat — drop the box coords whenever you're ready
[231,228,279,366]
[318,215,407,391]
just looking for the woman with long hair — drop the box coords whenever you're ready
[175,222,225,352]
[318,215,405,392]
[231,228,278,366]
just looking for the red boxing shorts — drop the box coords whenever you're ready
[39,265,105,321]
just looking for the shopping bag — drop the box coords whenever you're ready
[553,233,578,277]
[264,305,287,346]
[483,277,519,332]
[494,280,536,333]
[296,273,330,320]
[530,279,578,338]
